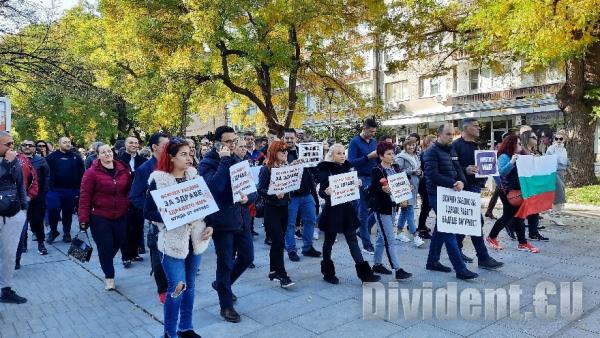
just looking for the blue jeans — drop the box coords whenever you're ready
[285,194,316,252]
[356,176,374,249]
[374,212,401,270]
[397,205,416,234]
[46,188,79,235]
[212,227,254,309]
[426,195,467,273]
[160,250,202,337]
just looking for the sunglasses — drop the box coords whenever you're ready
[555,137,564,141]
[529,136,538,140]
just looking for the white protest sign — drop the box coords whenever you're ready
[298,142,323,167]
[230,160,257,203]
[436,187,481,236]
[150,177,220,231]
[329,171,360,206]
[267,164,304,195]
[387,172,413,204]
[475,150,499,178]
[250,166,261,186]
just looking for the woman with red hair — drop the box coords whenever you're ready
[144,137,213,338]
[257,140,295,288]
[486,135,539,253]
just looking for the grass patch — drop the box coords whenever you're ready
[566,181,600,206]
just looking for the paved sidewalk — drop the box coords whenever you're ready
[1,209,600,337]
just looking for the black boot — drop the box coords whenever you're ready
[355,261,381,283]
[0,287,27,304]
[321,260,339,284]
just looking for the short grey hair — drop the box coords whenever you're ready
[460,118,478,131]
[324,143,345,162]
[437,123,453,135]
[0,131,11,138]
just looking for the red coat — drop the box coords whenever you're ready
[17,154,38,200]
[78,159,131,224]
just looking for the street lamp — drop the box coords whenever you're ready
[325,87,336,137]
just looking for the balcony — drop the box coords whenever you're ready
[449,83,563,105]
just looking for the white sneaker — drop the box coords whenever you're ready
[105,278,115,291]
[413,235,425,248]
[553,217,566,226]
[396,232,411,242]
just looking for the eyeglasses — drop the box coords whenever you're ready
[529,136,538,140]
[21,144,35,148]
[555,137,564,141]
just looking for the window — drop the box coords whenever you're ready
[353,81,374,98]
[419,76,443,98]
[385,80,409,102]
[469,69,480,91]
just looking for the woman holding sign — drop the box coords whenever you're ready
[257,140,295,288]
[368,142,413,280]
[317,144,381,284]
[78,143,131,291]
[144,138,213,338]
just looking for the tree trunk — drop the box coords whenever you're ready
[179,89,192,136]
[556,43,600,187]
[115,96,129,139]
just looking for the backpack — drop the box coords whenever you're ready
[0,163,22,217]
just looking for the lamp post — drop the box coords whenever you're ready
[325,87,336,138]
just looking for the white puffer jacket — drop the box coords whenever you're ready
[148,167,211,259]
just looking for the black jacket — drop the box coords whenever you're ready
[117,152,147,179]
[29,154,50,197]
[287,147,317,197]
[317,161,360,233]
[46,150,85,190]
[452,137,487,192]
[423,142,466,196]
[0,158,28,210]
[198,149,244,232]
[369,163,401,215]
[257,165,290,207]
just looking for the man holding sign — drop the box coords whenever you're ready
[198,126,254,323]
[423,123,478,280]
[452,118,504,270]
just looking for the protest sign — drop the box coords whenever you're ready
[329,171,360,206]
[298,142,323,167]
[387,172,413,204]
[436,187,481,236]
[475,150,499,178]
[150,177,219,231]
[267,164,304,195]
[230,160,257,203]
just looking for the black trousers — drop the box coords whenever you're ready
[489,191,527,244]
[263,204,288,277]
[27,196,46,242]
[322,230,363,263]
[89,215,127,279]
[147,223,168,294]
[417,189,432,230]
[121,207,144,261]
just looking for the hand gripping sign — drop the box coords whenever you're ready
[298,142,324,167]
[387,172,413,204]
[436,187,482,236]
[150,177,220,231]
[329,171,360,206]
[267,164,304,195]
[229,160,257,203]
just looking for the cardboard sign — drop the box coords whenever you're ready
[230,160,257,203]
[267,164,304,195]
[329,171,360,206]
[150,177,220,231]
[475,150,499,178]
[436,187,481,236]
[387,172,413,204]
[298,142,323,167]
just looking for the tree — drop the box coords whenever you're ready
[386,0,600,186]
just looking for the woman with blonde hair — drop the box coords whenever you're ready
[317,144,380,284]
[545,130,569,225]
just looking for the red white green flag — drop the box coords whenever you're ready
[515,154,557,219]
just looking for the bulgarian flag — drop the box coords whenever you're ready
[515,154,558,219]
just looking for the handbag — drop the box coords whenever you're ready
[68,230,94,263]
[507,190,523,207]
